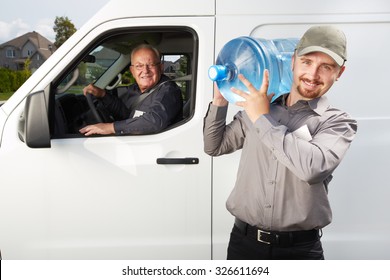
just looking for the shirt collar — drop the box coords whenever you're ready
[277,93,329,116]
[307,95,330,116]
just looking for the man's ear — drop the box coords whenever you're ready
[291,53,296,72]
[337,65,346,80]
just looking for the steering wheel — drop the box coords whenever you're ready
[85,93,103,123]
[84,74,123,124]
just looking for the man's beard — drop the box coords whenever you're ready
[296,83,322,99]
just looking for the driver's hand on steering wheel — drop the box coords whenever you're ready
[83,84,106,98]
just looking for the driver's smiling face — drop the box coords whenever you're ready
[130,48,163,93]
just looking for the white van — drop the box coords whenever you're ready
[0,0,389,260]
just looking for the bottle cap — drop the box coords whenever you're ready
[208,65,228,81]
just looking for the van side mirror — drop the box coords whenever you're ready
[18,90,51,148]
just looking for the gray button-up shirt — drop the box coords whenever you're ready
[203,94,357,231]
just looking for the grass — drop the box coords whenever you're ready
[0,92,14,101]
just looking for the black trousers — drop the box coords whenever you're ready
[227,224,324,260]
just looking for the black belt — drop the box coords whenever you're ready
[234,219,319,247]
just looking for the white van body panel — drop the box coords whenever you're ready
[0,0,389,259]
[0,15,215,259]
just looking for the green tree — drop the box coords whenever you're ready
[18,57,32,87]
[0,68,12,93]
[53,16,77,48]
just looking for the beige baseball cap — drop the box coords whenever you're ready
[296,25,347,66]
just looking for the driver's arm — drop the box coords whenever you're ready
[83,84,106,98]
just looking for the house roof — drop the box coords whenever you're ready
[0,31,57,60]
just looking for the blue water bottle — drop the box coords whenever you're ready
[208,36,299,104]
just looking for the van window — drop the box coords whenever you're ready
[51,28,197,138]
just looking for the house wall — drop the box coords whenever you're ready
[22,41,35,58]
[0,45,21,70]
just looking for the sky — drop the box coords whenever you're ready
[0,0,110,44]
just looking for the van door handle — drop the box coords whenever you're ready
[156,157,199,165]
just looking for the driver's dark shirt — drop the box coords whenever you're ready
[100,75,183,135]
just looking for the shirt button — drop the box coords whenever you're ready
[265,204,272,208]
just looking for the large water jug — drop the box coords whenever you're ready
[208,36,299,104]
